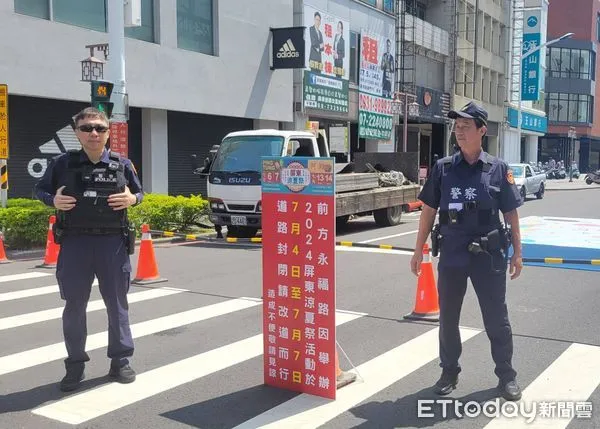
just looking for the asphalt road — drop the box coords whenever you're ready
[1,185,599,429]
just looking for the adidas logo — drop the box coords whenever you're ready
[28,123,81,179]
[277,38,300,59]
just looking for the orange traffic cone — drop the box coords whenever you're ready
[335,347,356,389]
[404,243,440,322]
[36,215,60,269]
[132,224,167,285]
[405,200,423,212]
[0,231,10,264]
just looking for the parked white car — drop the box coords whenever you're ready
[510,163,546,200]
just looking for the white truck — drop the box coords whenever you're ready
[191,129,421,237]
[509,163,546,200]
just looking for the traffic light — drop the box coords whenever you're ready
[91,80,114,118]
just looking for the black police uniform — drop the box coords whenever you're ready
[418,102,523,397]
[35,148,143,389]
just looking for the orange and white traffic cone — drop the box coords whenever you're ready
[335,347,357,389]
[404,243,440,322]
[132,224,167,285]
[36,215,60,269]
[0,231,10,264]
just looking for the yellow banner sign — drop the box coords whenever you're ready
[0,84,8,159]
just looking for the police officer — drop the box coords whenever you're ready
[35,107,143,392]
[410,101,524,401]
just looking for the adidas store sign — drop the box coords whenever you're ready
[271,27,305,69]
[277,39,300,59]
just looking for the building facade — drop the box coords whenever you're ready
[502,0,549,165]
[541,0,600,172]
[1,0,294,198]
[289,0,399,164]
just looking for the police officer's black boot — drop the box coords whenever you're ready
[60,361,85,392]
[108,361,136,384]
[433,370,459,395]
[498,379,522,401]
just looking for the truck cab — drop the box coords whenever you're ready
[194,129,330,237]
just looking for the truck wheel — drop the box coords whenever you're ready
[535,183,545,199]
[520,187,527,202]
[336,215,349,230]
[374,206,402,227]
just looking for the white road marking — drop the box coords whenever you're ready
[359,230,418,244]
[31,310,367,425]
[336,246,413,256]
[0,279,99,302]
[0,272,52,283]
[0,287,187,331]
[232,327,482,429]
[483,343,600,429]
[0,297,262,376]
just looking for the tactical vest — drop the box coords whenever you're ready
[438,156,502,237]
[60,150,128,232]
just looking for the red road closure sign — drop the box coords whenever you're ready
[109,122,129,158]
[261,156,336,399]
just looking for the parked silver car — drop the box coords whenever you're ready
[510,163,546,200]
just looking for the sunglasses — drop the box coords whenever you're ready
[77,124,109,133]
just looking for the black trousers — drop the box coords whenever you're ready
[437,258,517,383]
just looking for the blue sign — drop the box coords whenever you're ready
[521,33,541,101]
[527,16,538,27]
[507,107,547,133]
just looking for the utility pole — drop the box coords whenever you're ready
[107,0,128,124]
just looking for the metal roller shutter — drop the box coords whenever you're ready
[167,111,253,197]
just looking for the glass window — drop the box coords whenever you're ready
[177,0,214,55]
[549,48,561,78]
[125,0,154,42]
[14,0,49,19]
[578,94,589,122]
[383,0,394,14]
[52,0,106,32]
[350,31,359,84]
[211,136,284,173]
[547,93,592,123]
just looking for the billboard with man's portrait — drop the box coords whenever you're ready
[358,29,396,140]
[302,4,350,113]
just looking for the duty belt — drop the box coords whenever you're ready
[64,227,124,236]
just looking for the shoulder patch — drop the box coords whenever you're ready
[506,169,515,185]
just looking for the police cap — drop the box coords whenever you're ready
[448,101,488,127]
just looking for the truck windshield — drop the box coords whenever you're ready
[211,136,285,173]
[510,165,524,177]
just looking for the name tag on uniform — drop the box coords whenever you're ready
[83,190,97,198]
[448,202,463,211]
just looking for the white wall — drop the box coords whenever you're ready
[502,129,521,163]
[0,0,294,122]
[142,108,168,194]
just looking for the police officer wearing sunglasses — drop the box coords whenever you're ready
[35,107,143,392]
[411,102,524,401]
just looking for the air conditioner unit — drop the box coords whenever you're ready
[124,0,142,27]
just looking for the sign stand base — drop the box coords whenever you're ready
[336,341,360,390]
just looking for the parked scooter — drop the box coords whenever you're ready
[585,169,600,185]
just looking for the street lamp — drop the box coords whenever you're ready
[517,32,573,150]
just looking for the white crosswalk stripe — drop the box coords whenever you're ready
[0,269,598,429]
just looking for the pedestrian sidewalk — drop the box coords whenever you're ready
[545,176,599,191]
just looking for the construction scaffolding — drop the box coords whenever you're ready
[395,0,417,152]
[509,0,525,104]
